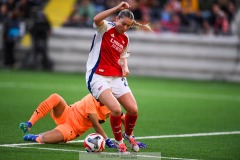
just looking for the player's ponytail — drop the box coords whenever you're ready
[118,9,152,31]
[131,20,152,31]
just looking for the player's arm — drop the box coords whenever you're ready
[120,58,129,77]
[88,113,108,139]
[88,113,115,148]
[94,2,130,27]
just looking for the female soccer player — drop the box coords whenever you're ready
[86,1,150,153]
[19,93,146,149]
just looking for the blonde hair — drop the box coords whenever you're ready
[118,9,152,31]
[131,20,152,31]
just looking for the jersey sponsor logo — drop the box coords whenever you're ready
[110,38,124,53]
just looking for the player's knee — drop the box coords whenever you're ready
[48,93,62,106]
[111,107,122,116]
[50,93,61,100]
[128,107,138,115]
[128,109,138,116]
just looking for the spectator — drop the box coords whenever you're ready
[226,1,236,23]
[160,3,172,31]
[0,3,8,23]
[211,3,230,35]
[92,0,106,14]
[180,0,200,33]
[63,3,79,27]
[66,0,95,27]
[6,0,16,12]
[16,0,32,20]
[2,9,21,68]
[28,9,53,70]
[128,0,143,21]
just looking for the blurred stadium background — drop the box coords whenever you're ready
[0,0,240,160]
[0,0,239,81]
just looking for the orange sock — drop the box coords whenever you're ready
[29,94,61,126]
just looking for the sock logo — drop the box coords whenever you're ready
[114,130,122,134]
[35,110,40,115]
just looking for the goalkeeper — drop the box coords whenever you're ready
[19,93,146,149]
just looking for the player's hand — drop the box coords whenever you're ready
[105,138,115,148]
[122,66,129,77]
[116,2,130,11]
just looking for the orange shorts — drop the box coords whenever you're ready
[50,106,79,142]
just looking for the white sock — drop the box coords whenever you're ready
[115,140,123,144]
[124,132,131,138]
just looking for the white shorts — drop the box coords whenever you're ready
[86,73,131,99]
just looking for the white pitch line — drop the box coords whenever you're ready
[1,131,239,160]
[3,145,198,160]
[134,131,240,140]
[69,131,240,143]
[1,131,239,147]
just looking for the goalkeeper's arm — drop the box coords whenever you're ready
[88,113,115,148]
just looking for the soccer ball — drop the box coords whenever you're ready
[84,133,105,152]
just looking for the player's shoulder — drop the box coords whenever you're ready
[106,20,115,27]
[94,20,114,33]
[123,32,130,38]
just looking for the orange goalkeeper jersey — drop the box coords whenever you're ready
[68,94,110,136]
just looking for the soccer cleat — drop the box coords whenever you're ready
[114,142,130,154]
[23,134,38,142]
[132,136,147,149]
[19,122,32,134]
[122,132,139,152]
[136,141,147,149]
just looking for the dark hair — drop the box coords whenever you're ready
[118,9,134,20]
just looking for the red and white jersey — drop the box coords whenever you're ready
[86,20,130,79]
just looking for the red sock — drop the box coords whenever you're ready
[110,114,122,141]
[29,94,61,125]
[125,113,138,136]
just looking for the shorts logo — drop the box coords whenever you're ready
[121,78,128,87]
[98,85,103,91]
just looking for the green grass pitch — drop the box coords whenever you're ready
[0,70,240,160]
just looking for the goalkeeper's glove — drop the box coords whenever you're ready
[105,138,115,148]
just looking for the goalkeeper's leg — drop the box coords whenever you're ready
[19,93,67,134]
[23,129,64,143]
[23,123,76,144]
